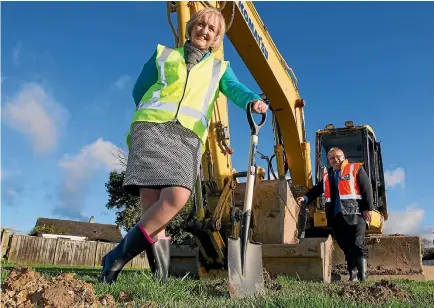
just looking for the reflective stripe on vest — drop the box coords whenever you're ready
[138,101,209,128]
[140,47,173,108]
[323,173,331,202]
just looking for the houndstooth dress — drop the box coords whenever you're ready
[122,120,202,196]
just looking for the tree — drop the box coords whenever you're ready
[105,146,143,231]
[29,224,72,235]
[422,238,433,257]
[105,170,141,231]
[104,146,194,244]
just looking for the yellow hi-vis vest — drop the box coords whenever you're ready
[127,44,228,151]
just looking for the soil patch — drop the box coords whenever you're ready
[1,267,156,308]
[334,279,413,304]
[198,268,282,297]
[332,263,423,276]
[198,278,229,297]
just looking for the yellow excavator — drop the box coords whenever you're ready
[167,1,425,282]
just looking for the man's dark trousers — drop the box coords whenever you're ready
[331,213,368,278]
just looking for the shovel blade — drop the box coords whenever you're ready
[227,237,265,298]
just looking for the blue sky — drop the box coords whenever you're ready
[1,1,433,242]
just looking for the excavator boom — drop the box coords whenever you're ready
[221,1,312,187]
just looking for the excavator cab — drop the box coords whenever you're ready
[311,121,388,233]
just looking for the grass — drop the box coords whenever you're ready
[1,263,434,308]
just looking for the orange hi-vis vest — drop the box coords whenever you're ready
[322,159,363,215]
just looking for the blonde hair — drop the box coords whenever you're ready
[185,7,226,51]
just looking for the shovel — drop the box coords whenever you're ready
[228,102,267,298]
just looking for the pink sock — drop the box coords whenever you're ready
[138,224,155,244]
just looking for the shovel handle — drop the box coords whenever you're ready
[238,102,267,274]
[241,103,266,217]
[247,102,267,136]
[243,102,267,216]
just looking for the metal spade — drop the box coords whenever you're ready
[228,102,267,298]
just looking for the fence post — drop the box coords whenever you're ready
[1,229,10,259]
[52,238,60,265]
[1,228,11,258]
[5,233,17,262]
[93,241,100,267]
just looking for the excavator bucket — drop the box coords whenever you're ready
[332,234,425,281]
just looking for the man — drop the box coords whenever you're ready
[296,147,374,281]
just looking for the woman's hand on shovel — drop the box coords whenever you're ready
[250,100,268,114]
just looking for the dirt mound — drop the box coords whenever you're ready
[335,279,413,304]
[0,267,155,308]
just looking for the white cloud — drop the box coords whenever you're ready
[58,138,124,187]
[2,82,68,155]
[112,75,131,90]
[13,41,21,64]
[384,167,405,188]
[55,138,125,219]
[384,204,425,235]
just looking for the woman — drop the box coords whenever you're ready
[98,7,268,284]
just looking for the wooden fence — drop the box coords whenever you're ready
[5,234,149,269]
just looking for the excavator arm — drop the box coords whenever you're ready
[221,1,312,188]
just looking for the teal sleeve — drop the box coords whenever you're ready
[132,50,158,106]
[219,65,261,110]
